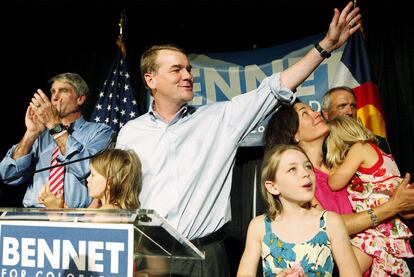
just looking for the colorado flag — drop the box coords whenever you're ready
[332,30,386,138]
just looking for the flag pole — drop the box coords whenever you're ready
[352,0,365,38]
[89,9,139,132]
[116,10,127,58]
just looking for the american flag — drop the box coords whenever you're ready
[90,50,139,133]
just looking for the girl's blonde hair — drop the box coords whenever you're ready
[90,149,142,209]
[261,144,311,220]
[326,115,378,168]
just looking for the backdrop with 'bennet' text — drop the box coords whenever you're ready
[188,31,386,147]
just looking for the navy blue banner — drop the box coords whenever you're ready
[0,221,133,276]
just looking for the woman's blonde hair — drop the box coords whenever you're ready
[90,149,142,209]
[261,144,311,220]
[326,115,378,168]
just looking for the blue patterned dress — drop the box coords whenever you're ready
[261,210,334,277]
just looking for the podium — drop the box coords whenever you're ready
[0,208,204,276]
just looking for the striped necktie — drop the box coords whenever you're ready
[49,146,64,196]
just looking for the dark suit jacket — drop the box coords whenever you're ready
[377,135,392,154]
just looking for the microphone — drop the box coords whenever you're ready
[0,132,117,183]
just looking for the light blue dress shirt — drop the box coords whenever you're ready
[116,73,295,239]
[0,116,113,208]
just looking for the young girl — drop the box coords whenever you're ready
[237,144,360,277]
[326,115,413,276]
[87,148,141,209]
[38,148,142,209]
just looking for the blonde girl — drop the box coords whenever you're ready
[326,115,413,276]
[237,144,360,277]
[39,148,142,210]
[87,148,141,209]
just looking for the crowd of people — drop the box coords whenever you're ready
[1,1,414,276]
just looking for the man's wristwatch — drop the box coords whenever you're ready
[49,123,66,136]
[314,43,331,59]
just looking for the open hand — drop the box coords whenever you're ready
[25,105,46,135]
[30,89,60,129]
[389,173,414,213]
[323,1,362,51]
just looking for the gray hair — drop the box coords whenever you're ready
[321,86,355,112]
[49,72,89,98]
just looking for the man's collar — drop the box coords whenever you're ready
[149,103,195,121]
[66,116,85,130]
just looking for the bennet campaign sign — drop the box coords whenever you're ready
[0,221,133,277]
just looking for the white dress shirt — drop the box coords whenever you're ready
[116,73,295,239]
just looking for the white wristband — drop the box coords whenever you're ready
[52,129,68,140]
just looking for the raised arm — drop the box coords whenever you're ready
[32,89,70,155]
[328,143,365,191]
[281,1,361,90]
[12,105,45,160]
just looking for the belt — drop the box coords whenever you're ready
[190,227,225,247]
